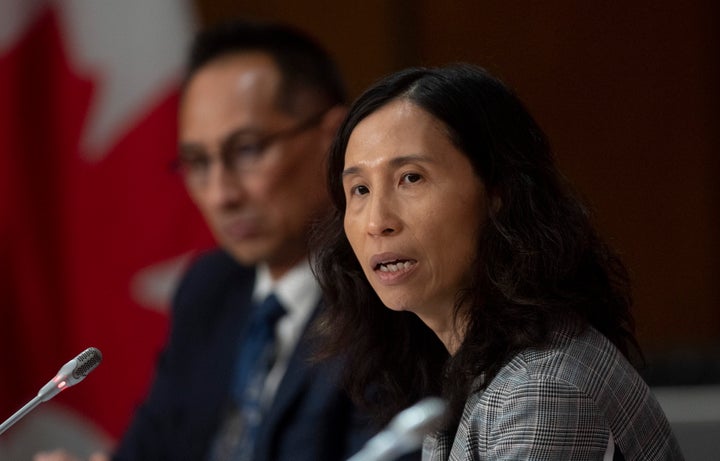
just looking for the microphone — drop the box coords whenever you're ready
[347,397,447,461]
[0,347,102,436]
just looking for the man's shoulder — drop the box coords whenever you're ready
[180,248,253,288]
[172,248,255,316]
[187,248,251,276]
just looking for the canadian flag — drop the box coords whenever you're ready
[0,1,214,458]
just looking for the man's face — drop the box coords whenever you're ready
[178,52,334,278]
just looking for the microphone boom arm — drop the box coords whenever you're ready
[0,395,42,436]
[0,347,102,436]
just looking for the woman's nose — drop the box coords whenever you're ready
[366,193,401,237]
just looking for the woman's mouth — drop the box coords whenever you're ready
[375,259,417,272]
[371,256,418,284]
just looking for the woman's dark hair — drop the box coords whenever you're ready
[184,19,346,115]
[310,63,638,430]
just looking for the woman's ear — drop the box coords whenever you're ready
[485,188,502,215]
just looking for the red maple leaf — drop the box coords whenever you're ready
[0,7,213,439]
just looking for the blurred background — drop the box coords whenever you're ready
[1,0,718,459]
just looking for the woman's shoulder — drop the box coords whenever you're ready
[461,327,683,460]
[466,326,667,442]
[486,326,639,396]
[462,326,648,420]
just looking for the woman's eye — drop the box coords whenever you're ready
[401,173,422,184]
[350,184,369,196]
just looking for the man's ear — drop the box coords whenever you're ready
[320,105,348,138]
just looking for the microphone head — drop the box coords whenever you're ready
[348,397,447,461]
[388,397,446,447]
[72,347,103,381]
[38,347,103,402]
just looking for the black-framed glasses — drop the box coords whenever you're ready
[173,109,328,185]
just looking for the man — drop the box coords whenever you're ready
[36,19,372,461]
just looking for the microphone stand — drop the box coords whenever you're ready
[0,347,102,437]
[0,396,42,436]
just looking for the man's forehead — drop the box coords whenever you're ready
[181,56,283,121]
[202,52,280,95]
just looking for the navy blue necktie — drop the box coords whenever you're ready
[209,294,286,461]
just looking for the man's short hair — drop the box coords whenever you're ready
[185,19,347,115]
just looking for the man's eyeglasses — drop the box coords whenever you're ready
[174,109,328,185]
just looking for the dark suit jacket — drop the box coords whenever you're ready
[114,249,374,461]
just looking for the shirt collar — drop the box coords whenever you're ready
[253,260,321,319]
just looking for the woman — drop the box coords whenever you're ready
[311,64,683,460]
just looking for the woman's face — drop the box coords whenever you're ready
[342,99,488,335]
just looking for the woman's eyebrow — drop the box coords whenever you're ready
[341,165,361,178]
[388,154,432,167]
[342,154,433,178]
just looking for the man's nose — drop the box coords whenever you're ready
[204,161,245,208]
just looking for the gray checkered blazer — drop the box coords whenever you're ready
[423,326,684,460]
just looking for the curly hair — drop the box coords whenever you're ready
[310,63,638,431]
